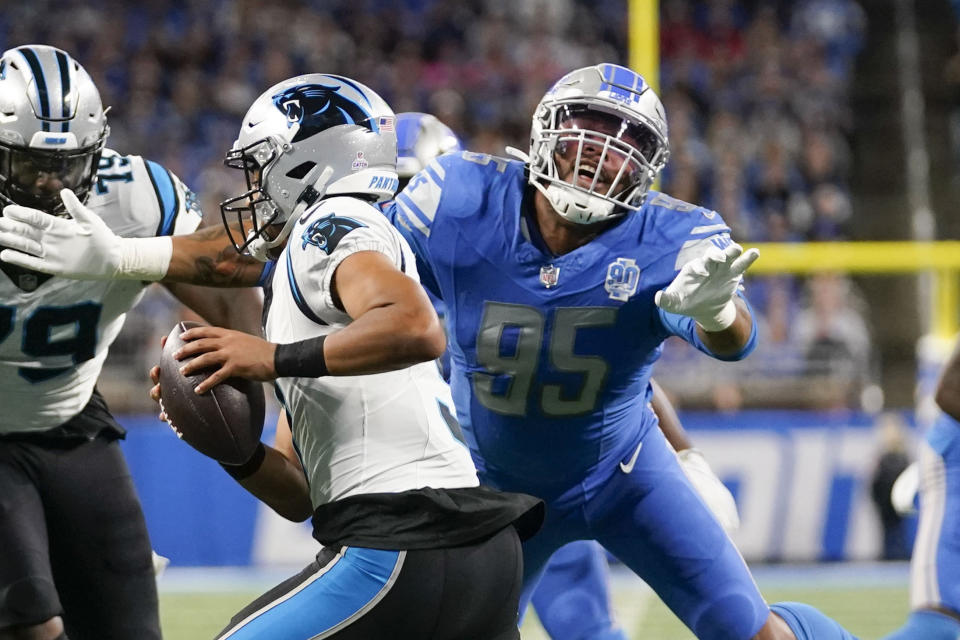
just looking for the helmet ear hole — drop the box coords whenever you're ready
[285,161,316,180]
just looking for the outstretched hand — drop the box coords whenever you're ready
[654,243,759,332]
[172,326,278,394]
[0,189,127,279]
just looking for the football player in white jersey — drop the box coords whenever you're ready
[139,76,540,639]
[0,45,262,640]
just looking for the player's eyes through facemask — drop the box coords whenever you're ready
[556,105,661,166]
[8,148,93,192]
[555,133,644,177]
[225,143,274,193]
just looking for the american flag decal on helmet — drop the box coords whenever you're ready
[378,116,394,132]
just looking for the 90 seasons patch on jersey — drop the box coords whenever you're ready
[604,258,640,301]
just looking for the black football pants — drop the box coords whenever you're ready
[0,435,160,639]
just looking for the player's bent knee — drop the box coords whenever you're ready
[692,592,770,640]
[0,616,65,640]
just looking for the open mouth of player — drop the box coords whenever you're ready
[574,163,608,190]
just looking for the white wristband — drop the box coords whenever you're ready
[118,236,173,281]
[695,299,738,332]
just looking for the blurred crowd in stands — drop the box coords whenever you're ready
[4,0,875,412]
[638,0,875,411]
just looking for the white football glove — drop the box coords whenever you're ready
[655,243,760,332]
[677,448,740,533]
[0,188,172,281]
[891,461,919,516]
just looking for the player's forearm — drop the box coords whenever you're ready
[165,225,264,287]
[274,303,444,378]
[233,445,313,521]
[695,296,754,358]
[936,341,960,421]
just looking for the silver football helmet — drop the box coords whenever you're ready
[221,74,398,260]
[528,63,669,224]
[0,45,109,214]
[396,112,462,187]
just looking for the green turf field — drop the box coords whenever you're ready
[159,581,911,639]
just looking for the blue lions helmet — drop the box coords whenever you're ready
[0,45,109,215]
[528,63,670,225]
[395,112,462,188]
[221,74,398,260]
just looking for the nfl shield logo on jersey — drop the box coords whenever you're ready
[540,264,560,288]
[605,258,640,301]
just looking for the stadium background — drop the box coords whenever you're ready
[8,0,960,637]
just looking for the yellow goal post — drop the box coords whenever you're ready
[747,241,960,338]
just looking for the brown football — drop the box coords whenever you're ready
[158,321,265,465]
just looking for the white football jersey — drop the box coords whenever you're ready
[266,196,478,507]
[0,148,203,433]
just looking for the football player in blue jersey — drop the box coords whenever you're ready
[396,111,629,640]
[381,63,857,640]
[881,339,960,640]
[0,63,860,640]
[396,111,741,640]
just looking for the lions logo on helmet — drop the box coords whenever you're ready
[272,84,374,143]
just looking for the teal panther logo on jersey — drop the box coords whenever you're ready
[301,214,365,254]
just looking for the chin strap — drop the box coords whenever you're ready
[543,182,616,225]
[504,146,530,162]
[247,165,335,262]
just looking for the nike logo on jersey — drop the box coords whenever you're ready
[619,441,643,473]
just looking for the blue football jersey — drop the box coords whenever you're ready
[385,152,755,494]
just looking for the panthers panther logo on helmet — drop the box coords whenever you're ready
[272,84,373,143]
[221,73,398,261]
